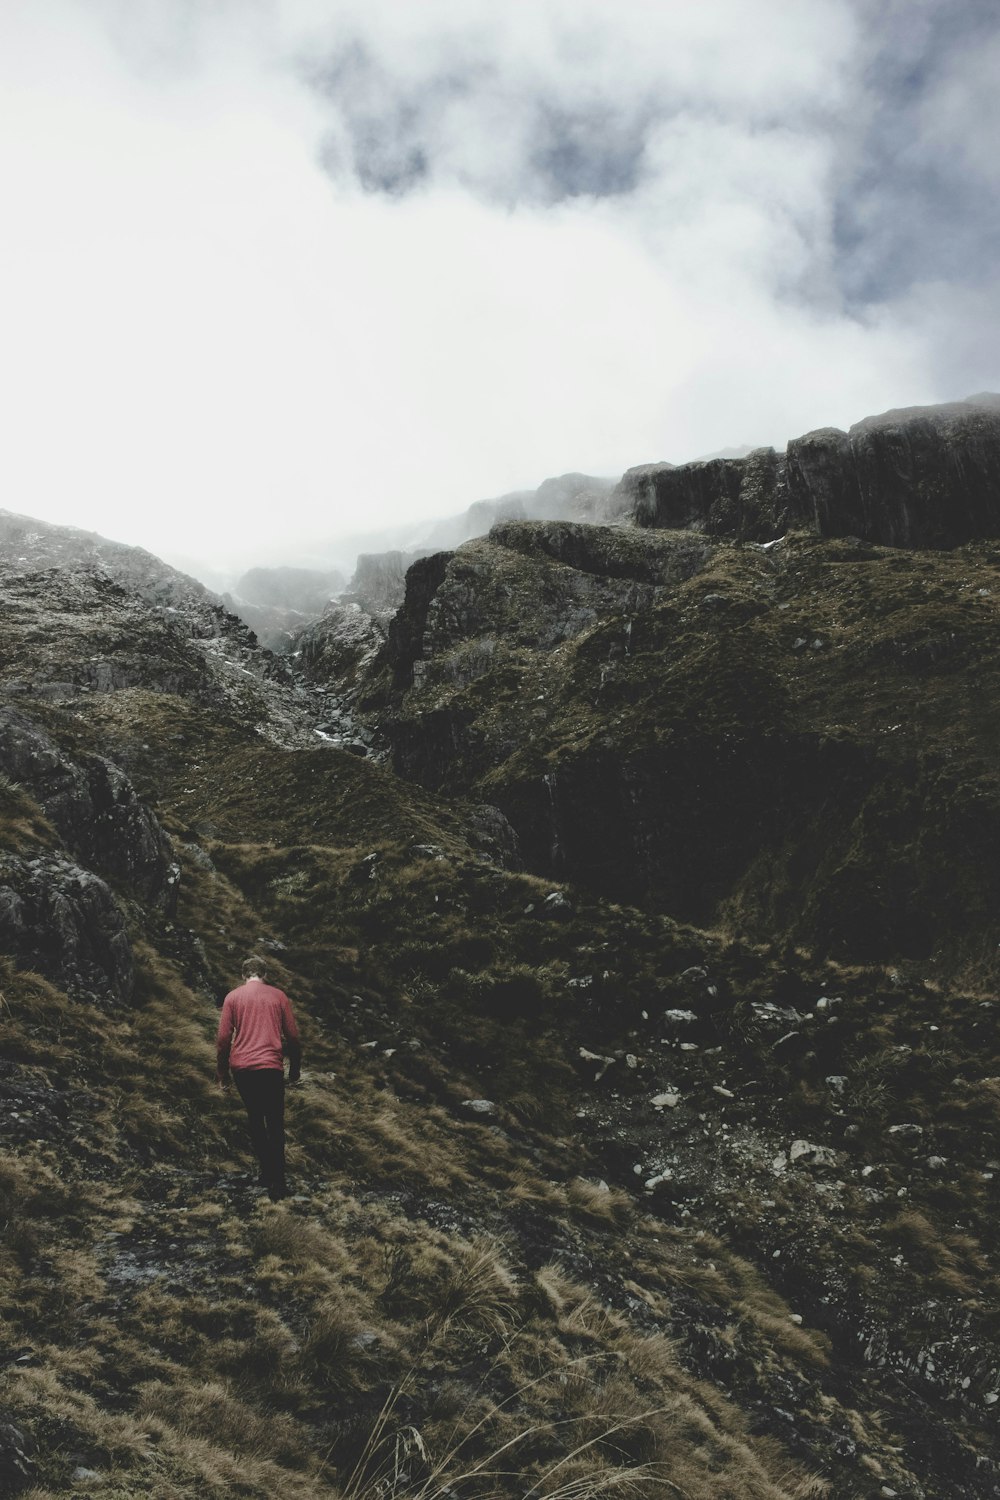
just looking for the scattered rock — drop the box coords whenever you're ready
[888,1123,925,1142]
[789,1140,839,1168]
[578,1047,617,1083]
[543,890,573,916]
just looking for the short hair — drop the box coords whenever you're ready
[242,954,269,981]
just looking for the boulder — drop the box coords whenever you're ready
[0,854,133,1003]
[0,708,175,908]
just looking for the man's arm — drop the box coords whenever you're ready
[281,994,303,1082]
[216,996,235,1087]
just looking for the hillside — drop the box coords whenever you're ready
[4,403,1000,1498]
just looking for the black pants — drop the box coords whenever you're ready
[233,1068,286,1189]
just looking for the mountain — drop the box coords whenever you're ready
[3,403,1000,1497]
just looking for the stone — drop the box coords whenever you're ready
[461,1099,497,1116]
[542,891,573,917]
[651,1093,681,1110]
[789,1140,838,1168]
[644,1171,673,1191]
[888,1123,924,1141]
[0,1413,33,1495]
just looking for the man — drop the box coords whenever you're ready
[216,955,302,1201]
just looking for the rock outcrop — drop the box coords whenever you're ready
[0,708,175,907]
[0,854,134,1003]
[603,394,1000,548]
[0,530,325,751]
[381,522,712,695]
[341,549,434,619]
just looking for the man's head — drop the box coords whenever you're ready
[242,954,268,982]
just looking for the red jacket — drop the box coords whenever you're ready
[216,980,302,1077]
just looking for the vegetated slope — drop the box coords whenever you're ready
[360,518,1000,980]
[1,506,1000,1499]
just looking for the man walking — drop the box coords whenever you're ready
[217,955,302,1201]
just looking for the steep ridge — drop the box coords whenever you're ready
[602,394,1000,548]
[3,476,1000,1497]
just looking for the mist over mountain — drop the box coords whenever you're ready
[4,397,1000,1496]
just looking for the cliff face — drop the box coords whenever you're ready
[361,511,1000,974]
[603,394,1000,547]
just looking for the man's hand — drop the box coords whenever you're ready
[216,1072,231,1092]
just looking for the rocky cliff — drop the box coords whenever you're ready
[603,394,1000,548]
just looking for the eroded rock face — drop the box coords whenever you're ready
[295,602,386,692]
[0,708,175,907]
[603,395,1000,548]
[382,522,713,694]
[0,855,133,1004]
[342,550,434,619]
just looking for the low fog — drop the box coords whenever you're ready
[1,0,998,585]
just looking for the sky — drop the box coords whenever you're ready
[1,0,998,583]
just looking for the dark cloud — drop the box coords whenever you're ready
[834,0,1000,308]
[530,104,648,201]
[304,33,657,206]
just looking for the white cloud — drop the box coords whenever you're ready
[0,0,988,582]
